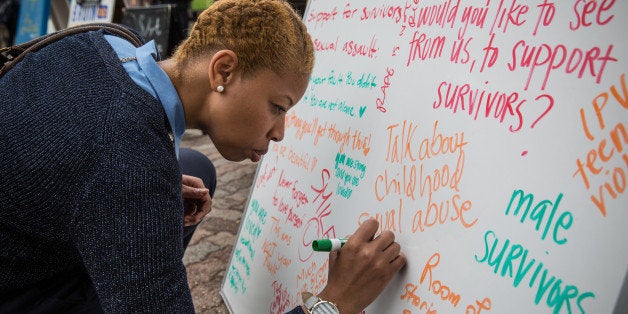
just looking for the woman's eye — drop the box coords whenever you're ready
[273,104,286,114]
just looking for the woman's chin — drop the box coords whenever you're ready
[213,146,244,162]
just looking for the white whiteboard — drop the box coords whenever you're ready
[222,0,628,313]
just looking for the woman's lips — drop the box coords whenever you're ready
[251,149,267,162]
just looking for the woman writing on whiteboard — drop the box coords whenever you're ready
[0,0,405,312]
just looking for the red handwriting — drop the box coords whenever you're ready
[434,80,523,130]
[359,1,458,29]
[569,0,616,31]
[479,33,498,73]
[271,170,305,228]
[310,169,336,235]
[407,31,446,66]
[376,67,395,113]
[307,6,338,28]
[508,40,617,91]
[342,35,379,59]
[458,2,489,38]
[433,80,555,131]
[450,34,472,66]
[349,0,619,90]
[490,0,529,34]
[313,36,339,52]
[529,94,554,129]
[270,281,293,314]
[299,169,337,262]
[342,2,358,19]
[533,0,556,35]
[276,170,309,208]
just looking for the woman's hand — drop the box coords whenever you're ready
[316,218,406,314]
[181,175,212,227]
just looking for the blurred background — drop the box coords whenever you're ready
[1,0,307,56]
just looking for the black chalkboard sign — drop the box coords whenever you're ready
[121,4,182,58]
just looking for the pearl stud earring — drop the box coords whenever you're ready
[217,85,224,93]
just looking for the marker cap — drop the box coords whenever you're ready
[312,238,346,251]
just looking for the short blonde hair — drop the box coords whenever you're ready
[173,0,314,78]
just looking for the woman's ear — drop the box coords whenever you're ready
[208,50,238,92]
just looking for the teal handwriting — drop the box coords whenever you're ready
[309,69,377,89]
[226,199,268,294]
[334,152,368,199]
[505,190,573,245]
[303,92,367,118]
[475,230,595,313]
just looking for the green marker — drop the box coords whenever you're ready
[312,238,347,252]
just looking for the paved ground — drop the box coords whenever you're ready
[181,129,258,313]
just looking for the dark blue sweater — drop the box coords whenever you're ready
[0,30,193,312]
